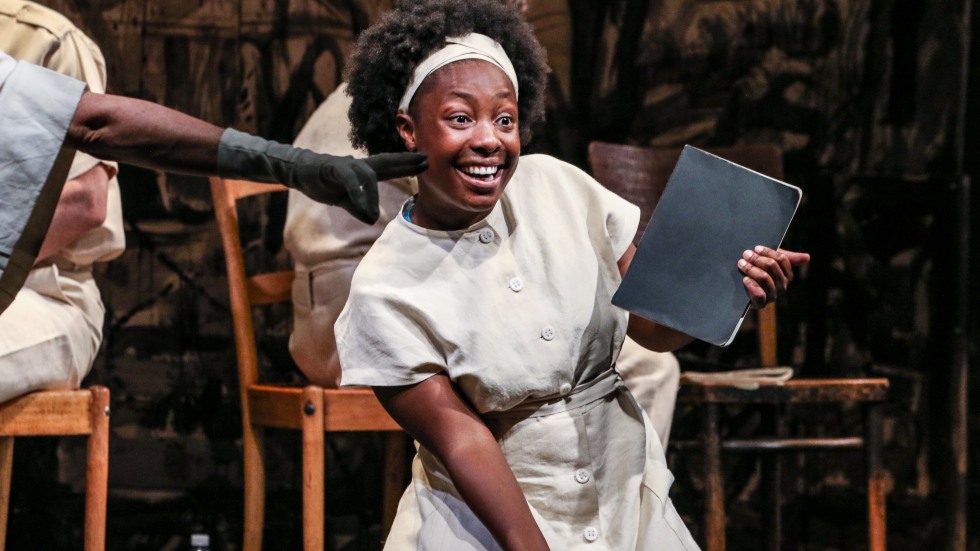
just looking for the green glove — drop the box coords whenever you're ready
[217,128,427,224]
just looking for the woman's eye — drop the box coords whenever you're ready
[452,115,469,124]
[497,116,513,126]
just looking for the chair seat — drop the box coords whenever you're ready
[678,377,890,404]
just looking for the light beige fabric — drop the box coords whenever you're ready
[0,0,123,400]
[0,266,103,402]
[619,333,681,446]
[0,53,82,315]
[337,155,698,549]
[284,83,416,386]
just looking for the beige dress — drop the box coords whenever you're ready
[286,85,679,445]
[336,154,699,550]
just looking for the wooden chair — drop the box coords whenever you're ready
[0,386,110,551]
[588,141,890,551]
[210,177,407,551]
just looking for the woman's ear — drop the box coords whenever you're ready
[395,113,417,152]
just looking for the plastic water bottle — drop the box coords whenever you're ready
[190,533,210,551]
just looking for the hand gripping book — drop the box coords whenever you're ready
[612,145,802,346]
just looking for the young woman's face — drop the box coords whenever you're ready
[396,59,521,230]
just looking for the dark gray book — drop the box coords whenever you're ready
[612,145,802,346]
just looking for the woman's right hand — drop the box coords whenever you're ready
[737,246,810,309]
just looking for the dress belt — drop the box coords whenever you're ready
[482,367,626,419]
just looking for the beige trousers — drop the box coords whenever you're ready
[0,265,103,403]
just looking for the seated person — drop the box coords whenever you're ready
[285,0,681,446]
[334,1,810,549]
[0,0,124,403]
[0,2,427,401]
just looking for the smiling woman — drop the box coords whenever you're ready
[396,59,521,230]
[335,1,807,550]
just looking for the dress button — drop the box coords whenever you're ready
[583,526,599,542]
[508,277,524,292]
[478,228,495,243]
[559,382,572,395]
[541,326,556,341]
[574,469,591,484]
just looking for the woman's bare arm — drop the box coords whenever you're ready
[374,374,550,551]
[35,163,110,262]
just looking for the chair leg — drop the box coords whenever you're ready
[301,387,325,551]
[0,436,13,551]
[243,420,266,551]
[382,433,407,533]
[763,405,785,551]
[866,403,887,551]
[84,387,110,551]
[703,403,725,551]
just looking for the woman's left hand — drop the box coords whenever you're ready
[738,246,811,309]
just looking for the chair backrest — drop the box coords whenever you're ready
[209,177,293,390]
[587,141,783,366]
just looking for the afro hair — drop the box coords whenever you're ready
[344,0,549,155]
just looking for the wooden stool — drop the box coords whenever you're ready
[678,378,889,551]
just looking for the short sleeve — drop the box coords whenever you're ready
[534,155,640,261]
[0,57,86,313]
[335,288,444,388]
[593,179,641,260]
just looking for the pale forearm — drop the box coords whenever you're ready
[36,164,109,262]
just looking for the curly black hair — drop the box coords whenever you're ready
[345,0,549,155]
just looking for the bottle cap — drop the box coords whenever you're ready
[191,534,210,546]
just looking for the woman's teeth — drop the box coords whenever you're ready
[462,165,498,177]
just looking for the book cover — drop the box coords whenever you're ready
[612,145,802,346]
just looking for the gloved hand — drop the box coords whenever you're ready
[217,128,427,224]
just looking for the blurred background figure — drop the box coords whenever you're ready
[0,0,125,402]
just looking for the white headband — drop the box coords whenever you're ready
[398,33,519,113]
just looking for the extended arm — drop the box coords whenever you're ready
[374,374,550,551]
[619,243,811,352]
[64,90,427,223]
[35,163,110,262]
[65,90,223,176]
